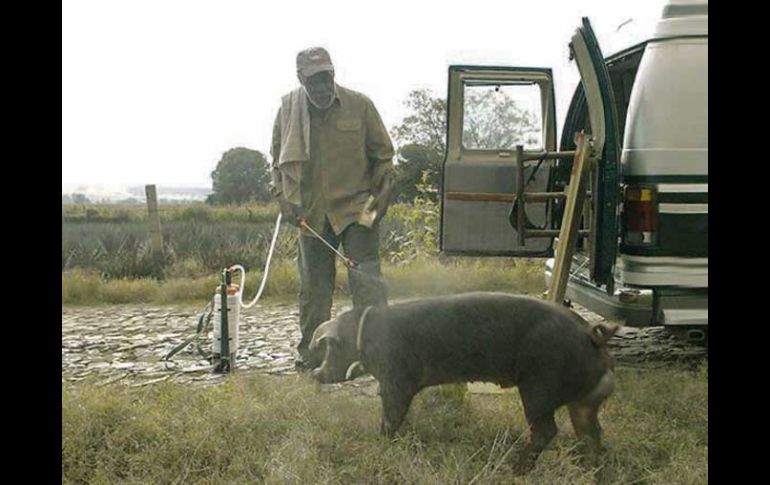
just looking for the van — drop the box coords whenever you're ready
[439,0,707,335]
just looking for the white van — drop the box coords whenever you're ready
[439,0,707,338]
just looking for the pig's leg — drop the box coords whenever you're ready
[379,380,416,437]
[514,413,558,474]
[569,369,614,463]
[515,385,559,474]
[568,402,604,466]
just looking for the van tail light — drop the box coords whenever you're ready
[623,185,658,245]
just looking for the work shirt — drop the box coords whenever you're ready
[271,84,395,235]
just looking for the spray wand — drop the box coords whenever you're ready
[299,218,358,268]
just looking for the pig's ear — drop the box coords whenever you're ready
[309,319,340,351]
[591,323,619,346]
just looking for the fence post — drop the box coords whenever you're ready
[145,184,165,274]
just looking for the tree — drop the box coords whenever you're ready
[391,90,446,202]
[208,147,271,205]
[392,89,447,157]
[392,144,438,203]
[71,193,91,204]
[462,88,541,149]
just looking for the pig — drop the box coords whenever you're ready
[309,292,618,472]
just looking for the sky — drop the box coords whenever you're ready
[62,0,667,190]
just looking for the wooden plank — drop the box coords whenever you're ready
[548,132,591,304]
[516,145,525,246]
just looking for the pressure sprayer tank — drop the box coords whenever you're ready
[213,284,241,363]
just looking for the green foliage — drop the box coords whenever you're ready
[383,172,439,264]
[61,223,169,278]
[62,202,279,224]
[62,200,547,303]
[208,147,272,205]
[62,220,294,279]
[62,204,143,223]
[392,144,439,203]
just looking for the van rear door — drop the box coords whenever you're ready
[566,18,621,287]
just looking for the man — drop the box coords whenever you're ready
[269,47,395,370]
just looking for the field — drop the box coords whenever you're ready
[61,201,708,483]
[62,201,546,304]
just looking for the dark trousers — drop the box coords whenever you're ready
[296,219,388,360]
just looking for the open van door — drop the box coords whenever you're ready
[440,18,621,287]
[563,18,621,287]
[440,66,557,257]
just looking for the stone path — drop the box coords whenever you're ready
[62,299,705,389]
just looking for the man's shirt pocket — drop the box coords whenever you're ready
[336,119,361,131]
[334,118,365,156]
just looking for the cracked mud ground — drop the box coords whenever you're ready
[62,300,385,394]
[62,300,706,390]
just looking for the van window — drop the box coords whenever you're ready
[462,82,543,151]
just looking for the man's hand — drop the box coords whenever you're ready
[277,196,302,227]
[367,173,394,224]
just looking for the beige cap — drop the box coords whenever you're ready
[296,47,334,77]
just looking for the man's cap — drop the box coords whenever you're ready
[297,47,334,77]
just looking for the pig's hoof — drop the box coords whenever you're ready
[512,455,536,476]
[576,448,603,470]
[379,421,402,439]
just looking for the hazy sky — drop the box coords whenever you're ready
[62,0,666,189]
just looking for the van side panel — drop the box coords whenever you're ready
[620,36,707,287]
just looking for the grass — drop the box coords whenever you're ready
[61,220,296,279]
[62,362,708,484]
[61,201,441,280]
[62,202,280,224]
[62,257,547,306]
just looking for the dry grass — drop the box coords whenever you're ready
[62,258,546,305]
[62,362,708,484]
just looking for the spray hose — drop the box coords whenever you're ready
[229,212,283,309]
[163,211,379,364]
[230,214,361,310]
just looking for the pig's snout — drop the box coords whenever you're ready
[310,356,349,384]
